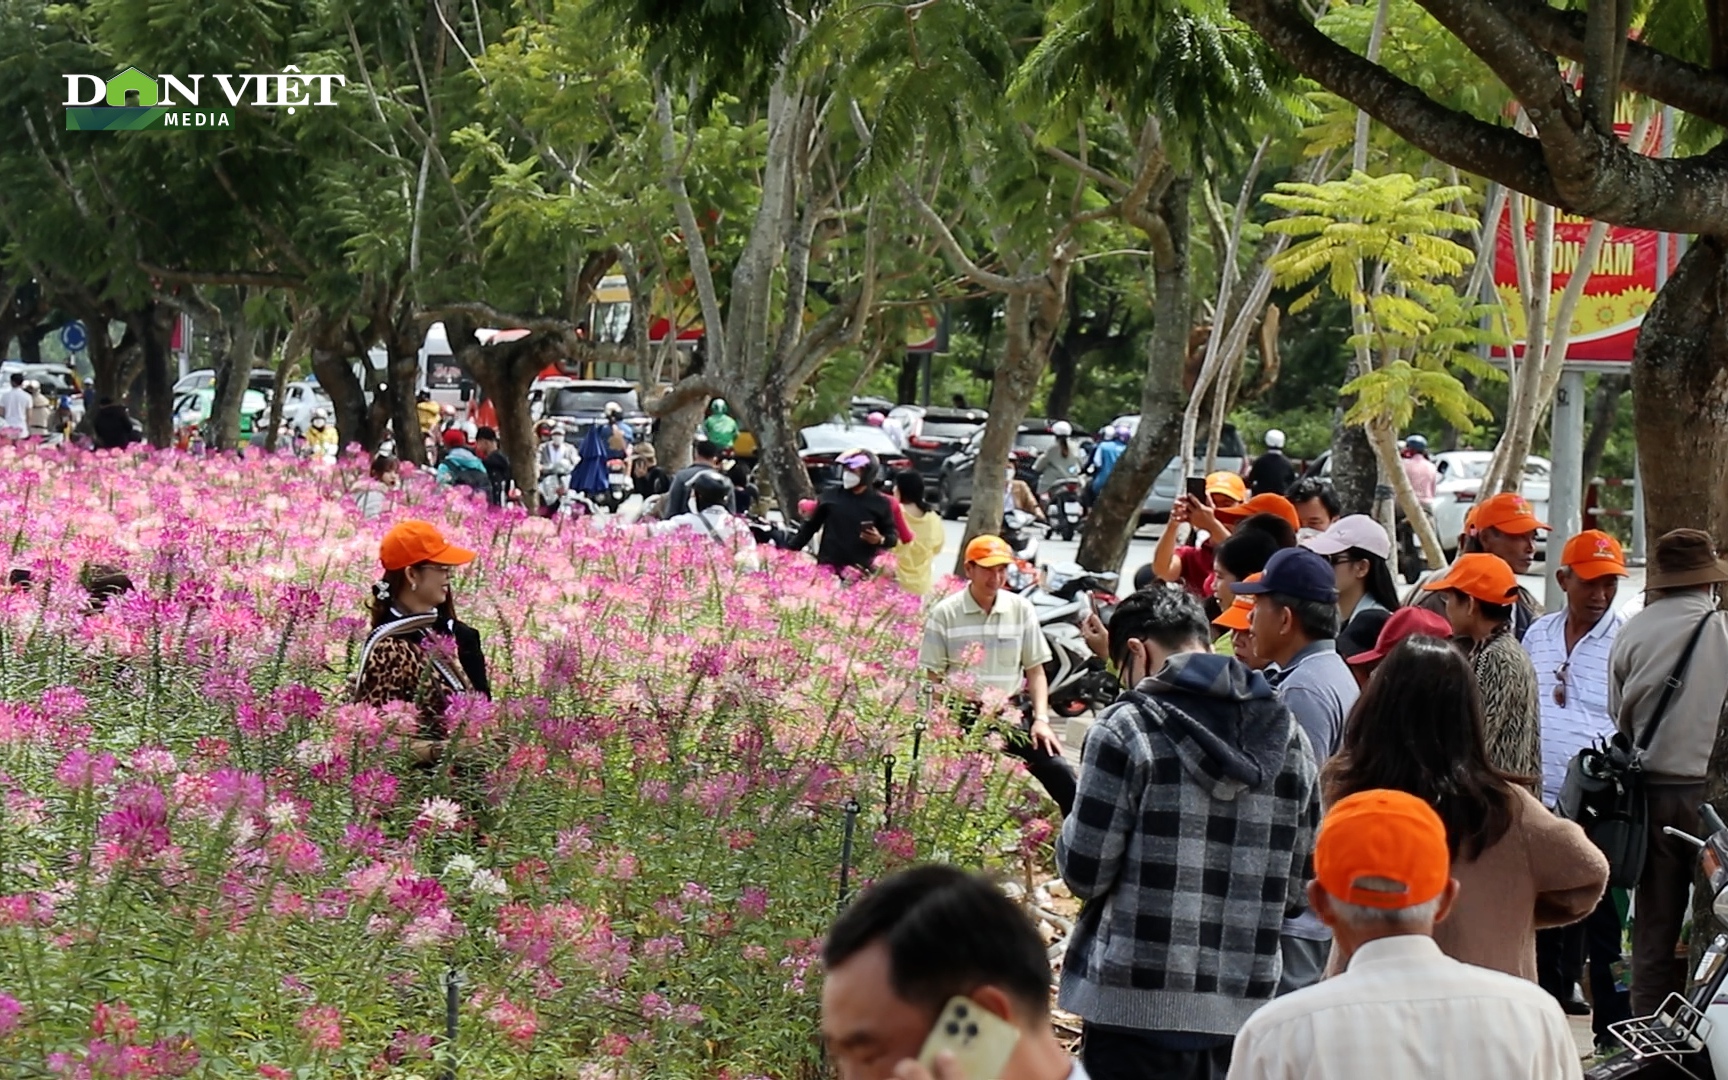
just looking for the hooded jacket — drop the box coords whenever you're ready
[1058,652,1320,1037]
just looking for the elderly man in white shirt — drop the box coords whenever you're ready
[1226,789,1581,1080]
[1521,530,1630,1043]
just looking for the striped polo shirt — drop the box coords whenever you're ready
[919,584,1052,692]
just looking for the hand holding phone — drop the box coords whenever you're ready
[1184,475,1209,502]
[916,997,1020,1080]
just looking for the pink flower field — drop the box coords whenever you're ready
[0,445,1043,1079]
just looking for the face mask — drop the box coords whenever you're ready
[841,471,862,490]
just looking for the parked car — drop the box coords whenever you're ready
[886,405,989,479]
[1108,416,1249,525]
[1309,449,1552,558]
[797,423,910,491]
[173,388,270,438]
[171,368,277,398]
[542,379,650,447]
[849,395,895,423]
[933,421,1063,520]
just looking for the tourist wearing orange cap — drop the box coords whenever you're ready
[1423,553,1542,791]
[1227,789,1585,1079]
[1323,638,1606,988]
[1216,492,1301,532]
[354,520,488,765]
[1409,491,1547,641]
[1212,573,1266,669]
[1149,471,1247,600]
[1522,531,1631,1036]
[920,535,1073,815]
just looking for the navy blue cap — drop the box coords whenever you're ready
[1231,547,1339,604]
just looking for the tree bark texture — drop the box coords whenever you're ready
[132,303,177,449]
[1077,177,1193,576]
[1630,237,1728,543]
[210,308,256,452]
[1580,372,1627,483]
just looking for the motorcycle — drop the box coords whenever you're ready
[1590,802,1728,1079]
[1042,479,1087,541]
[1024,562,1121,719]
[1002,508,1046,564]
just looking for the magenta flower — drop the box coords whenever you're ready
[297,1004,343,1051]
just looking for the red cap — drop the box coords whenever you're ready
[441,428,468,449]
[1317,789,1450,910]
[1216,493,1300,531]
[1347,607,1453,667]
[379,521,477,572]
[1560,530,1628,580]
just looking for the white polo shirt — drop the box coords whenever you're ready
[1522,607,1623,804]
[919,584,1051,692]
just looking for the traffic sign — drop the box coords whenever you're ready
[59,321,87,353]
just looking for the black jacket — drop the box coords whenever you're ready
[788,487,899,572]
[1248,451,1296,497]
[93,404,137,449]
[447,617,491,698]
[481,451,512,506]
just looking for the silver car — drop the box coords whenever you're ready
[1108,416,1248,525]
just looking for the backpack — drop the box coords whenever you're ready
[448,461,490,495]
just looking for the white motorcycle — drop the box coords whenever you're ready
[1024,562,1122,720]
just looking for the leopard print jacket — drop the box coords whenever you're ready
[1471,625,1543,795]
[352,612,473,742]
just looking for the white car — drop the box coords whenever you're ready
[1430,451,1551,556]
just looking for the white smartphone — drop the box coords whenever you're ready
[916,996,1021,1079]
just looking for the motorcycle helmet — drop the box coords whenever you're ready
[1264,428,1286,449]
[866,411,886,427]
[311,409,328,429]
[536,420,557,438]
[688,469,734,514]
[709,399,728,417]
[1112,425,1130,443]
[1405,433,1429,454]
[1051,421,1073,438]
[605,401,623,420]
[837,449,880,488]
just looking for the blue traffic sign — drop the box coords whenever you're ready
[59,321,87,353]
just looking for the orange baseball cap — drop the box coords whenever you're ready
[1216,493,1300,530]
[379,521,478,572]
[1468,492,1549,536]
[1421,552,1519,605]
[1205,471,1248,505]
[1212,573,1259,631]
[964,535,1015,568]
[1316,789,1450,910]
[1561,530,1628,580]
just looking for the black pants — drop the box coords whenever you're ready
[1537,892,1629,1042]
[1633,783,1706,1016]
[958,702,1076,817]
[1080,1024,1231,1080]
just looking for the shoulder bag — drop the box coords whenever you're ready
[1557,612,1718,888]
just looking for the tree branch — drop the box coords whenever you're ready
[138,263,305,290]
[896,181,1055,295]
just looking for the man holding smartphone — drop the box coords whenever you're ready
[822,865,1086,1080]
[1147,472,1247,600]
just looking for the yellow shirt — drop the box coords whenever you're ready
[894,505,947,596]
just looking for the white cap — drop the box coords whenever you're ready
[1264,429,1286,449]
[1302,514,1391,560]
[1052,421,1072,437]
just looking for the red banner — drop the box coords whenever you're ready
[1491,110,1676,362]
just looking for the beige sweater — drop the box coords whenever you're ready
[1611,591,1728,782]
[1327,786,1606,982]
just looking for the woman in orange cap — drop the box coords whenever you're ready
[353,520,488,764]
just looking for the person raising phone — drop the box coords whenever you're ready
[1149,472,1248,600]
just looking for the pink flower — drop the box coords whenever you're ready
[482,995,538,1045]
[0,992,21,1036]
[739,887,769,919]
[416,797,462,831]
[297,1004,343,1051]
[98,784,170,860]
[55,749,116,789]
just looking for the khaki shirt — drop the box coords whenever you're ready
[919,585,1052,692]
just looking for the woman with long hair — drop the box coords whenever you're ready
[1324,635,1607,980]
[1304,515,1401,630]
[353,521,491,765]
[890,470,946,596]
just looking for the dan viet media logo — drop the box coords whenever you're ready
[63,65,346,131]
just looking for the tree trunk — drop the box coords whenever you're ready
[897,352,921,408]
[311,337,376,454]
[16,326,43,365]
[1631,237,1728,543]
[383,316,427,464]
[751,382,813,516]
[134,304,176,449]
[1580,372,1628,483]
[210,310,256,452]
[1330,424,1378,517]
[1046,337,1079,421]
[1077,177,1192,575]
[263,347,293,454]
[451,317,571,510]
